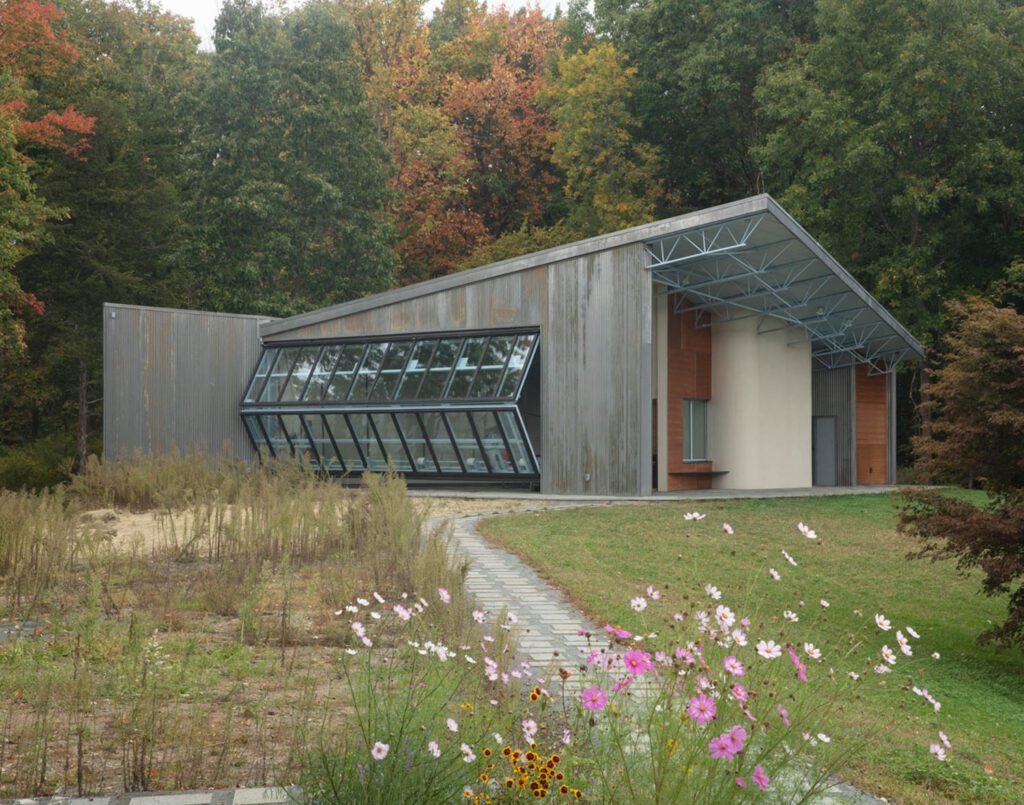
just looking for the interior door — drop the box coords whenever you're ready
[812,416,838,486]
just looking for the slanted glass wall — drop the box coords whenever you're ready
[239,329,540,481]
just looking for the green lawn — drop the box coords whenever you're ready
[478,494,1024,804]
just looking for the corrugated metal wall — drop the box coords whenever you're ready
[103,304,270,461]
[811,366,855,486]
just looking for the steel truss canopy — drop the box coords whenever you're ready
[645,200,924,373]
[239,329,541,481]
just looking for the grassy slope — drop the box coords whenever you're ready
[479,494,1024,804]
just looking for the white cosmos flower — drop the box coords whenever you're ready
[930,743,947,761]
[817,733,831,743]
[874,613,892,631]
[646,585,661,600]
[373,592,385,604]
[371,741,389,760]
[684,512,706,521]
[820,599,830,608]
[932,652,941,659]
[460,743,476,762]
[356,597,370,606]
[631,596,647,612]
[446,718,458,733]
[705,584,722,601]
[731,628,748,646]
[939,731,951,749]
[782,549,798,567]
[874,664,892,674]
[471,610,486,623]
[756,640,782,659]
[715,605,736,629]
[723,522,734,534]
[848,671,860,680]
[907,626,920,639]
[881,645,897,664]
[804,643,822,659]
[783,610,799,623]
[769,568,781,581]
[427,740,441,758]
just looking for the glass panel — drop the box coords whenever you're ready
[470,336,516,399]
[280,413,316,465]
[369,414,412,471]
[497,410,533,473]
[395,412,436,472]
[420,412,462,473]
[303,345,343,402]
[260,347,299,402]
[347,413,387,471]
[324,344,365,401]
[244,349,277,403]
[472,411,514,473]
[304,414,342,472]
[496,333,537,398]
[684,400,709,461]
[258,414,290,458]
[348,342,388,401]
[242,415,268,454]
[370,342,412,400]
[396,340,436,400]
[446,411,487,473]
[418,338,462,399]
[280,346,321,402]
[324,413,364,473]
[446,337,487,399]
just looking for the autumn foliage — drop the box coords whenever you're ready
[900,298,1024,646]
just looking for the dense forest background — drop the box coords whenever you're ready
[2,0,1023,484]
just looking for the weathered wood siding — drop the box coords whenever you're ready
[812,366,855,486]
[542,244,651,496]
[266,268,548,340]
[103,304,269,461]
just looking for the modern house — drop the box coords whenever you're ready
[103,195,922,496]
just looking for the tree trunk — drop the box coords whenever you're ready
[77,361,88,473]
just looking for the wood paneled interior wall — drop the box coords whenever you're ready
[665,300,713,491]
[855,364,889,485]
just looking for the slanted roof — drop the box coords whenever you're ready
[261,195,923,371]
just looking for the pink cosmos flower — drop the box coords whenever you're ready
[776,704,790,726]
[939,731,951,749]
[723,522,734,535]
[930,743,947,761]
[623,649,654,676]
[735,777,747,788]
[725,725,747,754]
[371,741,389,760]
[687,693,717,724]
[724,655,745,676]
[427,740,441,758]
[581,685,608,711]
[676,646,696,666]
[604,624,632,639]
[646,585,661,600]
[611,676,632,693]
[752,765,770,790]
[708,735,734,760]
[437,587,451,604]
[731,683,748,703]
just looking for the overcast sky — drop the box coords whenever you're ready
[157,1,567,49]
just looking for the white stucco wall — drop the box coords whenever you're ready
[709,318,812,489]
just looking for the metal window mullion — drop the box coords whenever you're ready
[319,413,347,474]
[466,410,493,473]
[275,350,303,403]
[342,414,369,470]
[492,337,520,400]
[490,409,519,475]
[253,350,282,403]
[391,342,418,401]
[242,415,263,458]
[256,415,276,459]
[440,339,471,399]
[298,346,327,401]
[440,413,467,473]
[414,412,441,472]
[298,414,323,470]
[277,413,298,457]
[321,345,349,402]
[365,342,395,401]
[365,413,391,471]
[245,350,273,403]
[389,412,417,473]
[410,339,442,400]
[507,335,539,400]
[345,344,372,401]
[464,337,491,399]
[511,407,541,475]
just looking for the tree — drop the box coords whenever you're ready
[594,0,815,209]
[177,0,395,316]
[756,0,1024,341]
[546,42,665,236]
[11,0,198,465]
[0,0,94,354]
[899,295,1024,647]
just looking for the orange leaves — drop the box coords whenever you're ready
[11,104,94,158]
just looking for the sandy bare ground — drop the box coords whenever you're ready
[81,497,534,555]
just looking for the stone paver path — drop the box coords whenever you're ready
[436,511,607,668]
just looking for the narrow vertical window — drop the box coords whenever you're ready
[683,399,709,461]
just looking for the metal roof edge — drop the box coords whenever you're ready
[104,302,279,323]
[761,198,925,358]
[258,195,774,338]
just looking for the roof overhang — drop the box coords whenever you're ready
[260,195,923,371]
[645,197,923,372]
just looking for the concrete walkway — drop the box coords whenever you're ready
[412,484,910,503]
